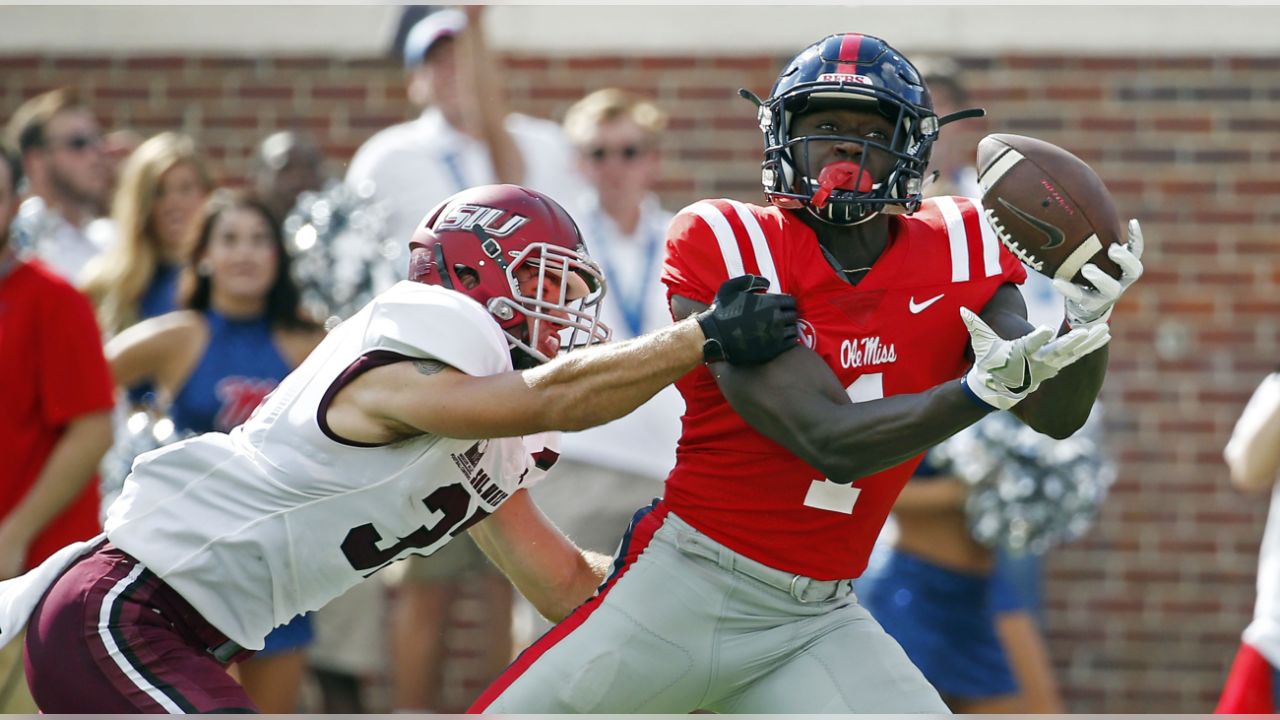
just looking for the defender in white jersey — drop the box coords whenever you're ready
[0,184,800,713]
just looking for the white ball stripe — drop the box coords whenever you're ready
[978,147,1025,192]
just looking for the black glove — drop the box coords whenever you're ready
[696,275,799,365]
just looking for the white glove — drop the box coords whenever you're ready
[1053,218,1145,328]
[961,307,1111,411]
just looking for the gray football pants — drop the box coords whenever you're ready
[476,508,950,714]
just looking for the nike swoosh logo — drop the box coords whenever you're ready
[908,293,945,314]
[1002,356,1033,395]
[997,197,1065,250]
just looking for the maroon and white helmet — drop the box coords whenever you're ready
[408,184,610,365]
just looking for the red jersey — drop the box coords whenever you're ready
[661,197,1027,580]
[0,259,114,568]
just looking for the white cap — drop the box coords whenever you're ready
[402,9,467,67]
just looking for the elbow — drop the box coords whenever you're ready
[1028,413,1084,440]
[793,432,865,484]
[1227,460,1279,494]
[78,411,116,459]
[816,456,870,485]
[1041,422,1081,441]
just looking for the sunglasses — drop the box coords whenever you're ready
[47,134,103,153]
[585,144,648,163]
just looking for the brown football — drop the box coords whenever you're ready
[976,133,1124,287]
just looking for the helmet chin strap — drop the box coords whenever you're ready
[505,321,545,369]
[806,202,881,226]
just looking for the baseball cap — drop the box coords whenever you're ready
[402,9,467,68]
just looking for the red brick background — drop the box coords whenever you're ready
[3,51,1277,713]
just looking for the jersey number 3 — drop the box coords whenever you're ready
[340,484,490,575]
[803,373,882,515]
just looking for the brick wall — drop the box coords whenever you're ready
[3,51,1277,713]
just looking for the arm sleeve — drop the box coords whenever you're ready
[661,205,733,307]
[363,283,513,378]
[39,283,115,426]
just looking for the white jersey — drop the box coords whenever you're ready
[1245,485,1280,667]
[104,282,557,649]
[1240,374,1280,666]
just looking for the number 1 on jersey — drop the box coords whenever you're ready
[803,373,882,515]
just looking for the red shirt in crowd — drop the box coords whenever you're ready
[0,259,114,568]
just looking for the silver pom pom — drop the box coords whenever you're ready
[99,403,193,515]
[930,406,1116,554]
[285,180,399,327]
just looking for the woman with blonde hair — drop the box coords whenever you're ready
[82,131,211,338]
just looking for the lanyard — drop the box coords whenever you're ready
[589,207,662,338]
[441,151,468,193]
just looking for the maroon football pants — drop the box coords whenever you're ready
[23,541,257,713]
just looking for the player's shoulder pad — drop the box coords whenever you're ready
[911,195,991,243]
[364,282,512,377]
[670,199,735,242]
[669,197,783,252]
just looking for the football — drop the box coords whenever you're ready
[976,133,1124,287]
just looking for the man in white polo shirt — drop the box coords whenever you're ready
[531,89,682,558]
[347,6,584,276]
[344,6,586,712]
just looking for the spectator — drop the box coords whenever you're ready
[4,88,112,282]
[252,130,325,226]
[0,140,114,713]
[346,6,584,274]
[82,131,212,338]
[1216,370,1280,713]
[103,192,325,713]
[345,6,584,711]
[530,88,682,557]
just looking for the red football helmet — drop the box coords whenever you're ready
[407,184,610,366]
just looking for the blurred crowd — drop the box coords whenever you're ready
[0,5,1269,715]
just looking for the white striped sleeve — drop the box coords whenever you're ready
[934,195,970,283]
[725,199,781,293]
[971,199,1004,278]
[687,201,745,278]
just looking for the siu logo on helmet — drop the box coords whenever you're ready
[437,204,530,237]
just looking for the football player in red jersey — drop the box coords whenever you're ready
[472,34,1142,714]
